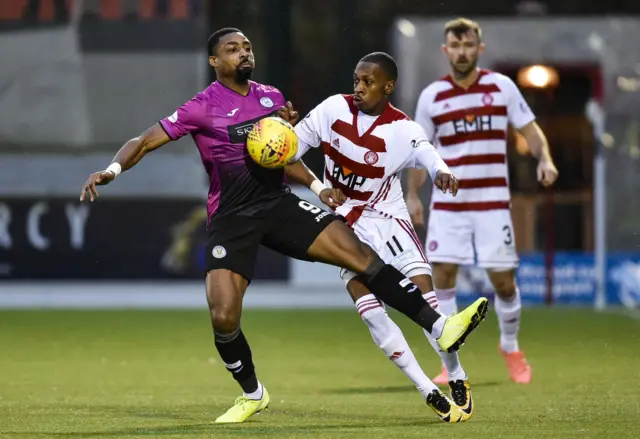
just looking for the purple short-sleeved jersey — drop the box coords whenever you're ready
[160,81,288,222]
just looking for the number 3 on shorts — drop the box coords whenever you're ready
[298,200,322,214]
[503,225,513,245]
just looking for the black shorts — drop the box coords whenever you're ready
[205,193,339,281]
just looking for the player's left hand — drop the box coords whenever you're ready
[434,171,459,196]
[319,188,346,210]
[537,158,558,187]
[277,101,300,126]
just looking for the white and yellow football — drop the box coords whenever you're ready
[246,116,298,169]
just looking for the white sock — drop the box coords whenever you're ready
[243,381,263,400]
[495,287,522,353]
[435,287,458,317]
[356,294,438,398]
[422,292,467,381]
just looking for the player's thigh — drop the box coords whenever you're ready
[205,214,263,287]
[340,217,434,292]
[377,217,432,279]
[262,194,376,273]
[426,210,474,266]
[472,210,519,270]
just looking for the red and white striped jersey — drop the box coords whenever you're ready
[294,94,448,225]
[415,69,535,212]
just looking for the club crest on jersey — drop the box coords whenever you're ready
[260,97,274,108]
[364,151,379,165]
[212,245,227,259]
[481,93,494,106]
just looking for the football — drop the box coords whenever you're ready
[246,116,299,169]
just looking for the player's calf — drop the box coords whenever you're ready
[206,270,263,398]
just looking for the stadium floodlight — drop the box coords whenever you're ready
[517,65,559,88]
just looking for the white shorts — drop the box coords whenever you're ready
[426,209,519,270]
[340,215,432,285]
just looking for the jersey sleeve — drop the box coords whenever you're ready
[159,95,206,140]
[291,99,326,162]
[414,88,436,142]
[400,121,450,181]
[502,76,536,129]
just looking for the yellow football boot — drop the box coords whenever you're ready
[425,389,466,423]
[437,297,489,353]
[449,379,474,421]
[214,387,270,424]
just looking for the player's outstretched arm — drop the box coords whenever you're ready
[284,160,345,209]
[518,121,558,187]
[80,123,171,202]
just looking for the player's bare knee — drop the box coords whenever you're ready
[212,306,241,334]
[490,272,517,298]
[433,263,457,288]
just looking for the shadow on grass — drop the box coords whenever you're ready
[323,381,502,395]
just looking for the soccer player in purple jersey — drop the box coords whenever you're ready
[80,28,488,423]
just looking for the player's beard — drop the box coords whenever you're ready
[451,57,477,79]
[235,66,253,83]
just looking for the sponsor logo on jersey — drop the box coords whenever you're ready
[452,113,493,135]
[226,111,277,143]
[332,164,367,190]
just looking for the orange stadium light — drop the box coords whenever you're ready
[517,65,560,89]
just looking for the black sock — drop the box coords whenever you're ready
[214,327,259,394]
[361,260,442,332]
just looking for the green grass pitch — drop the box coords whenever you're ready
[1,308,638,438]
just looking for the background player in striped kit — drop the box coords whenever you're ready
[406,18,558,384]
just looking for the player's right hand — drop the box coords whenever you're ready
[80,171,116,202]
[319,188,346,210]
[406,194,424,228]
[435,170,459,196]
[278,101,300,126]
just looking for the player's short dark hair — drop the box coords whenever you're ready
[207,27,242,56]
[359,52,398,81]
[444,17,482,42]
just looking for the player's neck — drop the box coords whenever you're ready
[362,100,388,116]
[451,68,480,89]
[218,77,251,96]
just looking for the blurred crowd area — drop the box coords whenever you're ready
[3,1,640,24]
[0,0,203,22]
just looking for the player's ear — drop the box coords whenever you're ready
[385,81,396,96]
[209,56,217,68]
[440,44,447,56]
[478,42,486,55]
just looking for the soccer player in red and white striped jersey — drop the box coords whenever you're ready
[406,18,558,384]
